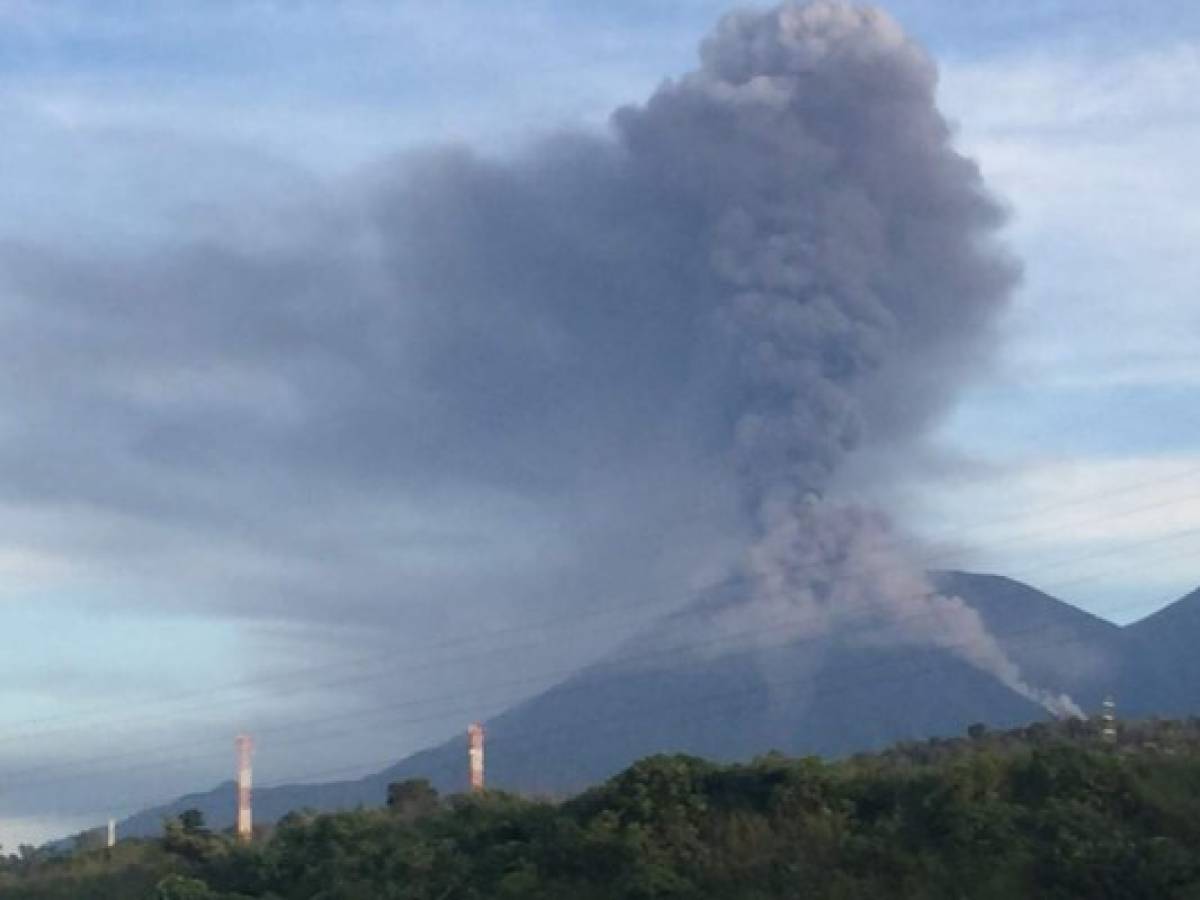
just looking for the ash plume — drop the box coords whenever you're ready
[0,2,1082,721]
[336,1,1080,716]
[603,1,1080,716]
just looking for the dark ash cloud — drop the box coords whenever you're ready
[0,0,1070,765]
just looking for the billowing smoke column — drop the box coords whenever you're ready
[380,3,1079,715]
[610,2,1079,717]
[613,1,1006,503]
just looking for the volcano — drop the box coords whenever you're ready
[114,569,1190,838]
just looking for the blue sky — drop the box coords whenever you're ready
[1,0,1199,847]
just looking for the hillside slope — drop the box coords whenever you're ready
[118,570,1107,836]
[15,719,1200,900]
[1124,585,1200,715]
[930,571,1129,712]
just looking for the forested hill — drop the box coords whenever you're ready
[6,718,1200,899]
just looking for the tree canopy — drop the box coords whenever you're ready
[5,717,1200,899]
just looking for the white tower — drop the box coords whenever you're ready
[235,734,254,842]
[1101,695,1117,744]
[468,723,485,792]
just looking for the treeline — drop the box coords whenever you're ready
[5,717,1200,899]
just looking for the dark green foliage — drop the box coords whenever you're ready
[163,811,228,865]
[155,874,221,900]
[179,810,209,835]
[386,779,440,822]
[70,827,108,854]
[8,718,1200,899]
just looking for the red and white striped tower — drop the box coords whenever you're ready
[235,734,254,842]
[467,723,485,792]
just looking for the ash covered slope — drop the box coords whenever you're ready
[118,570,1102,838]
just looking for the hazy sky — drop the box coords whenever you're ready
[1,1,1198,847]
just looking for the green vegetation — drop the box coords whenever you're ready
[6,718,1200,899]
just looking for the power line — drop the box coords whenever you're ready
[918,461,1200,541]
[4,493,1200,830]
[921,487,1200,566]
[0,591,688,737]
[5,514,1198,788]
[21,608,1143,826]
[7,480,1200,749]
[0,571,1180,797]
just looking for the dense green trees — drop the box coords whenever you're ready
[386,779,440,822]
[6,718,1200,898]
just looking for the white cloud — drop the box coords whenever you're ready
[0,546,76,584]
[905,39,1200,624]
[897,454,1200,622]
[0,814,94,852]
[939,43,1200,391]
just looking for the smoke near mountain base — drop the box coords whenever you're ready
[746,503,1083,717]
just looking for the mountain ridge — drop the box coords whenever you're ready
[112,570,1197,838]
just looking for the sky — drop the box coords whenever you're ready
[1,0,1199,848]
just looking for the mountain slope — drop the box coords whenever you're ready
[1124,585,1200,715]
[119,570,1106,837]
[120,642,1045,837]
[930,571,1128,712]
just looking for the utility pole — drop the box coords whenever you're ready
[235,734,254,842]
[468,723,485,792]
